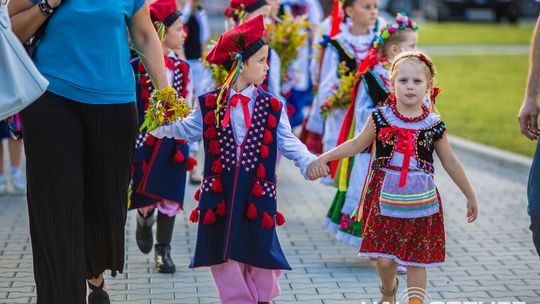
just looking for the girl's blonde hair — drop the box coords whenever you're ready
[390,50,439,113]
[377,25,416,58]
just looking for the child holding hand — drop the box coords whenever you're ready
[308,51,478,304]
[151,16,316,304]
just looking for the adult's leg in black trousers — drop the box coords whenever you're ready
[79,102,138,278]
[21,92,87,304]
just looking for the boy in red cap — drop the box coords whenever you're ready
[129,0,195,274]
[151,16,317,303]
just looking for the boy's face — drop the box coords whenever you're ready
[240,45,270,85]
[346,0,379,28]
[163,18,187,51]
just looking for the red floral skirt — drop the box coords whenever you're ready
[359,169,446,267]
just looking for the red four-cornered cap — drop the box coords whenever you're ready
[205,15,266,65]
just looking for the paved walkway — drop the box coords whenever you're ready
[0,146,539,303]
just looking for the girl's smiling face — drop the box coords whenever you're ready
[393,61,432,107]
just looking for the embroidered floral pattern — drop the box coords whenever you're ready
[359,170,446,265]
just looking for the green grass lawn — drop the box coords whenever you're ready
[433,54,538,157]
[419,22,534,45]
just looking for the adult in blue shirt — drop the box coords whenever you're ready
[519,9,540,259]
[8,0,170,303]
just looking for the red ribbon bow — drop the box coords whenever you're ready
[378,126,417,187]
[431,87,441,104]
[221,94,252,129]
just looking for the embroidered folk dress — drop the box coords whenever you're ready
[151,84,316,269]
[314,26,374,184]
[358,106,447,267]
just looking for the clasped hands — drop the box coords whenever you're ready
[307,156,331,181]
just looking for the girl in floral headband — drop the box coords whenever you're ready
[324,12,420,272]
[313,0,379,187]
[308,50,478,303]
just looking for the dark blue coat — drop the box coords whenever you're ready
[189,88,291,270]
[129,57,191,209]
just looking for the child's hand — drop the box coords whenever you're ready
[466,197,478,223]
[307,157,330,180]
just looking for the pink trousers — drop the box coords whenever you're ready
[210,260,282,304]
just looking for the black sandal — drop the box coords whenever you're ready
[88,279,110,304]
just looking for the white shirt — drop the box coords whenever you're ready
[151,85,316,177]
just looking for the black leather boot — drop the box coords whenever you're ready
[155,212,176,273]
[136,210,155,254]
[154,244,176,273]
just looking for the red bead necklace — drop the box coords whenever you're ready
[390,104,430,123]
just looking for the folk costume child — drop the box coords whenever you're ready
[175,0,212,184]
[314,0,379,185]
[300,0,348,155]
[309,51,478,304]
[225,0,286,105]
[325,13,419,248]
[151,16,317,304]
[129,0,195,274]
[278,0,324,128]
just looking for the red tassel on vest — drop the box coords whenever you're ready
[145,135,157,147]
[203,209,216,225]
[263,130,273,144]
[216,201,227,217]
[204,111,215,125]
[261,212,274,229]
[186,157,197,171]
[276,211,286,226]
[252,182,263,197]
[269,97,281,112]
[205,94,217,108]
[212,179,224,193]
[212,158,223,174]
[173,150,185,163]
[189,207,200,223]
[204,125,217,139]
[256,163,266,179]
[194,188,201,201]
[209,140,220,155]
[267,115,277,129]
[247,202,258,220]
[260,145,269,159]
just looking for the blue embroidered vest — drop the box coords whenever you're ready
[129,57,193,209]
[189,87,291,270]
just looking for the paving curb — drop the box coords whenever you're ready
[448,135,533,173]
